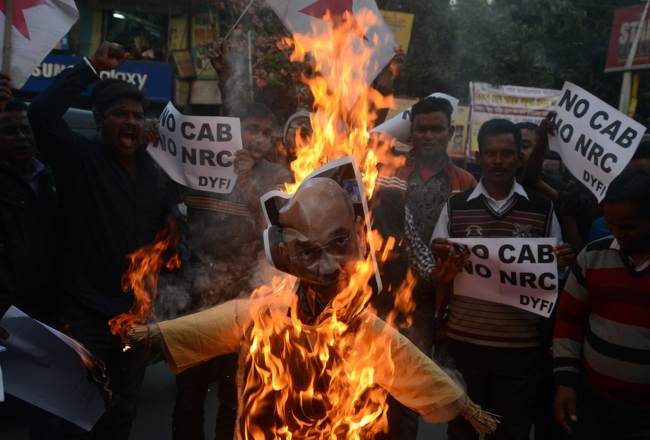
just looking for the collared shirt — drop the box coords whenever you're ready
[431,179,563,242]
[375,157,475,281]
[402,160,450,280]
[610,238,650,272]
[467,179,529,213]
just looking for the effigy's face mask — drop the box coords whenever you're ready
[262,157,383,297]
[278,219,363,289]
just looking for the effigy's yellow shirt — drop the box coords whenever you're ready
[158,295,464,435]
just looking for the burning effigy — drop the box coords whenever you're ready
[114,4,498,439]
[125,158,498,439]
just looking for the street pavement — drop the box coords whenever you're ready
[1,362,446,439]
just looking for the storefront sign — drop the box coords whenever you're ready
[21,54,173,102]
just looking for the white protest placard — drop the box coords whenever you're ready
[371,92,460,143]
[549,82,646,201]
[451,238,559,317]
[0,307,105,430]
[148,102,242,194]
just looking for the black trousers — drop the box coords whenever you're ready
[534,348,565,440]
[172,353,239,440]
[567,384,650,440]
[447,340,540,440]
[54,299,150,440]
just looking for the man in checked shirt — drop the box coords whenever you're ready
[371,96,476,354]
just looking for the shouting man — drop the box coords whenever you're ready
[28,42,177,439]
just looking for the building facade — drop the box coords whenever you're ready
[20,0,228,112]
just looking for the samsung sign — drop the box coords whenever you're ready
[22,54,173,102]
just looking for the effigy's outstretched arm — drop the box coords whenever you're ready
[127,299,250,373]
[369,315,499,435]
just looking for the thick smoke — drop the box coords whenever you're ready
[155,248,288,321]
[222,28,254,114]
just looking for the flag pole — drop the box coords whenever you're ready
[1,0,13,111]
[196,0,256,77]
[224,0,256,41]
[2,0,13,77]
[619,0,650,113]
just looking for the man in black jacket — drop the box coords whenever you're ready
[28,42,177,439]
[0,86,59,324]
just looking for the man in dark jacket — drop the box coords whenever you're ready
[0,75,64,440]
[0,95,59,323]
[27,42,177,439]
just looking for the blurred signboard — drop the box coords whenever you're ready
[191,11,218,80]
[469,82,561,153]
[606,4,650,72]
[450,105,470,158]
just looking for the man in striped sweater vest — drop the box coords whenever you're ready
[553,170,650,440]
[431,119,572,440]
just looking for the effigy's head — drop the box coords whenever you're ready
[263,157,382,301]
[272,177,365,293]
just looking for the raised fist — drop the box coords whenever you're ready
[90,42,127,72]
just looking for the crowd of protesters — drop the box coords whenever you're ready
[0,39,648,440]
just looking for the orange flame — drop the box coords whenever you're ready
[108,225,180,338]
[236,8,417,438]
[281,9,404,198]
[240,227,418,438]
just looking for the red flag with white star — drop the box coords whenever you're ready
[0,0,78,87]
[265,0,396,104]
